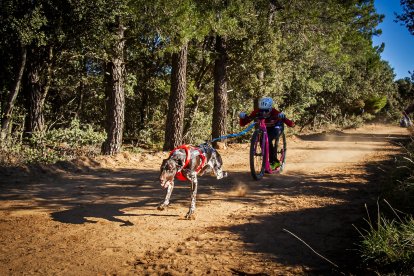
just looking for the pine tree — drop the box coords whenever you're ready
[163,43,188,150]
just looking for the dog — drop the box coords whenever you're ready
[158,143,227,219]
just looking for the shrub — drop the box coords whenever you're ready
[358,131,414,274]
[365,96,388,114]
[359,213,414,268]
[0,119,106,165]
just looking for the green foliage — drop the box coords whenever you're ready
[365,96,388,114]
[358,131,414,273]
[183,112,212,145]
[29,120,105,162]
[395,138,414,196]
[360,214,414,268]
[396,0,414,35]
[395,77,414,112]
[129,109,166,149]
[41,119,105,147]
[0,0,403,155]
[340,114,366,129]
[0,120,105,165]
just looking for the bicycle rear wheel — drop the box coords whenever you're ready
[250,129,266,180]
[274,131,287,172]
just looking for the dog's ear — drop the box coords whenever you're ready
[161,159,176,171]
[160,159,168,170]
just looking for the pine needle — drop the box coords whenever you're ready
[282,228,340,270]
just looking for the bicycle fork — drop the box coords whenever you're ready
[262,131,271,172]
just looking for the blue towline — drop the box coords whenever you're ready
[209,122,256,143]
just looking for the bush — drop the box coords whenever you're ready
[365,96,388,114]
[0,119,106,165]
[39,119,106,147]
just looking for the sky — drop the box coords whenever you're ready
[373,0,414,80]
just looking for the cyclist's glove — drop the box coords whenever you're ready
[278,112,286,119]
[239,112,247,119]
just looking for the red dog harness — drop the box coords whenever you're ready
[169,145,206,181]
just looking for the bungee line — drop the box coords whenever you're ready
[209,122,256,143]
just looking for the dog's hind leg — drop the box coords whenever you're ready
[158,182,174,210]
[214,166,228,179]
[211,153,228,179]
[185,171,198,219]
[197,164,212,176]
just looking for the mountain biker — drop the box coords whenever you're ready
[239,97,295,170]
[400,102,414,127]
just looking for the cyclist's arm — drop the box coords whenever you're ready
[271,109,295,127]
[283,118,295,127]
[239,109,259,126]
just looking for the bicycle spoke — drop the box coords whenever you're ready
[274,131,287,172]
[250,130,266,180]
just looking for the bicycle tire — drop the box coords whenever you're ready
[274,131,287,172]
[250,129,266,180]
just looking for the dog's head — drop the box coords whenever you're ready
[159,157,182,189]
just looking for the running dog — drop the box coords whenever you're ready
[158,143,227,219]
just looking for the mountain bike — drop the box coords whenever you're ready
[250,114,286,180]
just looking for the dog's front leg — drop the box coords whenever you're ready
[158,182,174,210]
[185,172,198,219]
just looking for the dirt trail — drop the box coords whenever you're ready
[0,124,410,275]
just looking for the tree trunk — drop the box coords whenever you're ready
[24,46,53,136]
[163,43,188,151]
[26,65,44,134]
[1,45,27,142]
[74,81,84,120]
[138,87,149,132]
[101,18,126,155]
[212,35,228,148]
[183,94,199,141]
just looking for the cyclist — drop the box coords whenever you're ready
[239,97,295,170]
[401,102,414,127]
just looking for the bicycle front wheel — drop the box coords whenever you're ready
[250,129,266,180]
[275,131,287,172]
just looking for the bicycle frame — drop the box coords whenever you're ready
[257,118,272,172]
[255,117,284,174]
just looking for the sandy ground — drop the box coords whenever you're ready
[0,124,411,275]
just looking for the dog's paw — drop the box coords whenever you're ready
[184,214,195,220]
[185,212,195,220]
[157,204,167,211]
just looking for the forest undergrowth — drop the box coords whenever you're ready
[357,126,414,275]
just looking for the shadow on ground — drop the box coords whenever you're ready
[217,154,397,275]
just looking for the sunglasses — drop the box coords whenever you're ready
[259,109,271,113]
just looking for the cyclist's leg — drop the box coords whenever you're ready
[267,127,279,164]
[268,127,283,163]
[274,128,282,161]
